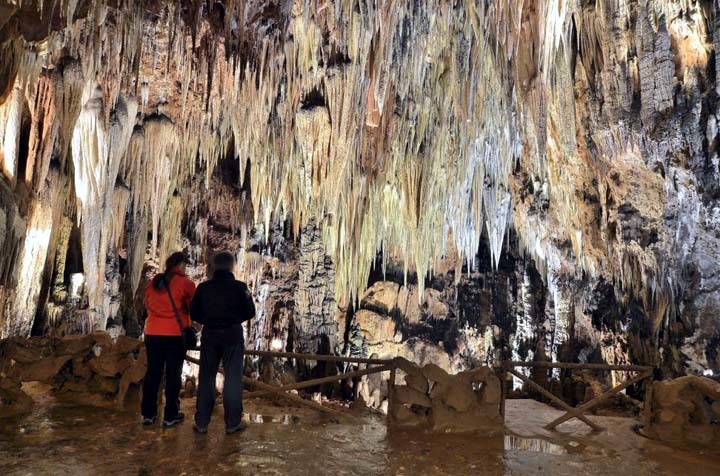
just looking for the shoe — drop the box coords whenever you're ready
[142,416,157,426]
[193,422,208,434]
[162,412,185,428]
[226,421,248,434]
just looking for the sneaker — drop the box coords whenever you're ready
[162,412,185,428]
[142,416,157,426]
[226,421,248,434]
[193,422,208,434]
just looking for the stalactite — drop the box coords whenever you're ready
[0,39,22,107]
[50,216,74,303]
[1,0,717,375]
[0,79,24,184]
[24,71,59,194]
[53,57,84,167]
[71,85,137,330]
[2,170,61,338]
[158,193,183,266]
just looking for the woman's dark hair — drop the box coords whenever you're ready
[164,252,188,274]
[152,252,188,290]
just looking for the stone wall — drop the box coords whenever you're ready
[389,358,502,433]
[0,332,146,416]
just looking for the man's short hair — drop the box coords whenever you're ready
[213,251,235,271]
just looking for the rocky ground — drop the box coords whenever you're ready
[0,385,718,476]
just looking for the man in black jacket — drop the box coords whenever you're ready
[190,251,256,434]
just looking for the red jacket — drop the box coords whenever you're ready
[144,272,196,336]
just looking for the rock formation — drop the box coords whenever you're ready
[389,357,503,432]
[0,0,717,390]
[0,332,146,416]
[643,376,720,447]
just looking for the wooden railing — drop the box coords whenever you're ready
[185,350,655,431]
[185,350,396,421]
[497,361,654,431]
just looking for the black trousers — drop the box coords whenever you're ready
[195,337,244,429]
[141,335,185,420]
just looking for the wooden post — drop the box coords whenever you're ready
[387,366,396,423]
[499,362,507,419]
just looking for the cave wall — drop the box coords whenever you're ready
[0,0,717,378]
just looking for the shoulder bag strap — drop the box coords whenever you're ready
[163,274,186,333]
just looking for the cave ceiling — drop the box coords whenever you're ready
[0,0,719,365]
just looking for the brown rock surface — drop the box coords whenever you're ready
[354,309,397,345]
[394,385,432,408]
[643,376,720,447]
[0,332,147,414]
[422,364,450,383]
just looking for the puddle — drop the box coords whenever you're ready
[504,435,568,455]
[243,413,300,424]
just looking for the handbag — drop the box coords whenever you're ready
[164,275,198,351]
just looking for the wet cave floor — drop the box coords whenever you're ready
[1,385,719,476]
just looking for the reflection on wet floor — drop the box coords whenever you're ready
[503,435,568,455]
[244,413,300,424]
[2,394,720,476]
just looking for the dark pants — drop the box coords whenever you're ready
[141,335,185,420]
[195,337,244,429]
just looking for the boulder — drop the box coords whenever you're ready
[404,372,429,393]
[8,355,71,382]
[88,352,131,377]
[71,356,92,380]
[393,357,423,377]
[643,376,720,447]
[439,379,477,412]
[481,377,501,405]
[422,363,450,383]
[392,404,429,427]
[1,337,52,363]
[111,335,142,355]
[431,399,502,433]
[394,385,432,407]
[89,331,113,353]
[397,286,421,324]
[53,335,94,356]
[354,309,396,344]
[390,365,502,432]
[0,377,33,416]
[116,349,147,407]
[360,281,400,314]
[423,289,449,320]
[87,375,119,395]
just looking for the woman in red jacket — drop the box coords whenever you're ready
[141,252,196,427]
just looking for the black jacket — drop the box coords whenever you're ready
[190,270,256,344]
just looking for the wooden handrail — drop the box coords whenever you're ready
[243,349,393,365]
[501,361,652,372]
[248,364,394,398]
